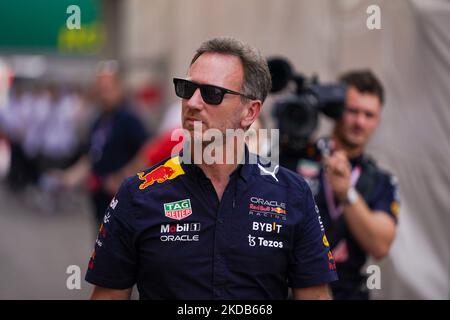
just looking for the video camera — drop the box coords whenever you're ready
[269,57,347,154]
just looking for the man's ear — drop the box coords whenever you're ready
[241,100,262,129]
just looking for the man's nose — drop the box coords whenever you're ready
[186,88,204,110]
[355,112,367,126]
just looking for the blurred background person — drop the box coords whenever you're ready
[0,79,88,197]
[0,80,39,191]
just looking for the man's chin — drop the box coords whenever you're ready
[183,121,208,131]
[346,138,366,149]
[182,129,207,144]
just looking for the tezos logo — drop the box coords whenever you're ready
[248,234,283,249]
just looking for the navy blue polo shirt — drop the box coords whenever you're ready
[85,151,338,299]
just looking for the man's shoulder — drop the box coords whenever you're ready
[358,156,400,205]
[374,166,399,191]
[362,155,397,183]
[278,164,311,194]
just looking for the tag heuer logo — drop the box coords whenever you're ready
[163,199,192,220]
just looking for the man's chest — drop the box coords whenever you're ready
[132,181,298,270]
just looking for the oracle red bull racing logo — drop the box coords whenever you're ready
[248,197,287,220]
[137,156,185,190]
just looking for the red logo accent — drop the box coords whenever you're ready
[99,224,107,238]
[88,250,96,270]
[328,250,336,270]
[165,208,192,220]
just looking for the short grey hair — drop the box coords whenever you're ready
[190,36,272,103]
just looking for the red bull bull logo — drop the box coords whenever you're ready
[137,156,185,190]
[138,166,174,189]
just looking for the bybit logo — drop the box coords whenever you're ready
[252,222,282,234]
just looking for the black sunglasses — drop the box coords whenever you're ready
[173,78,254,105]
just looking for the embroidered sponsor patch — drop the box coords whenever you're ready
[163,198,192,220]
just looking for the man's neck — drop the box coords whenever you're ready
[198,162,238,183]
[191,140,245,200]
[101,99,123,116]
[198,144,244,180]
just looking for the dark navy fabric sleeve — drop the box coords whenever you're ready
[288,184,338,288]
[85,177,139,289]
[369,173,400,223]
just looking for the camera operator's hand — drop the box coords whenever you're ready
[324,150,351,202]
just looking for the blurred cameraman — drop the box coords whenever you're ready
[281,70,400,300]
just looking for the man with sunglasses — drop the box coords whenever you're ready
[85,37,338,300]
